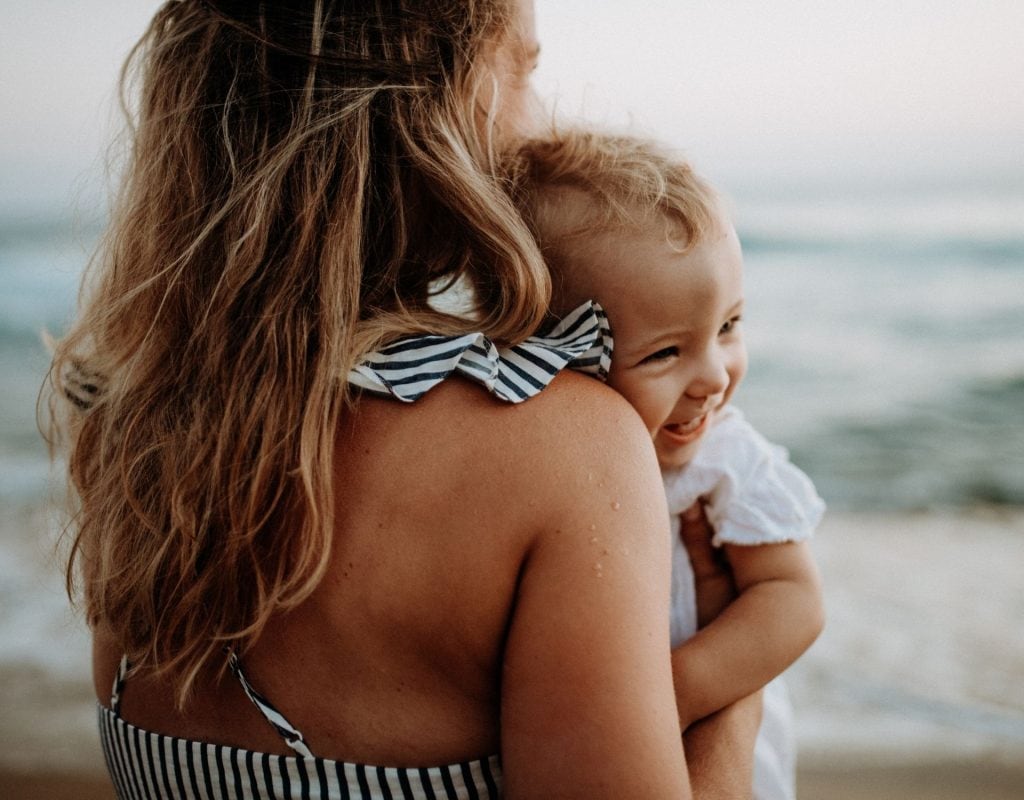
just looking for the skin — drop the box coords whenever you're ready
[481,0,543,145]
[556,208,824,728]
[92,2,759,796]
[97,373,692,797]
[600,216,749,470]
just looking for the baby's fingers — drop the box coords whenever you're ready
[678,502,718,578]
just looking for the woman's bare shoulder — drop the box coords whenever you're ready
[501,371,660,492]
[460,370,647,446]
[352,370,648,457]
[387,371,653,482]
[433,371,667,541]
[345,371,661,528]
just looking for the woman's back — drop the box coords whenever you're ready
[94,370,690,795]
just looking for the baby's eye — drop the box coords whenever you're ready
[719,315,742,336]
[639,346,678,365]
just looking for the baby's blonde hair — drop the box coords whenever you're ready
[46,0,548,706]
[507,128,720,314]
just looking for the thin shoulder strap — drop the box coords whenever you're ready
[227,650,314,758]
[111,652,313,759]
[110,654,130,714]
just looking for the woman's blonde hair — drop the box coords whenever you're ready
[506,128,719,313]
[47,0,549,704]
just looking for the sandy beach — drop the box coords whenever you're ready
[3,758,1024,800]
[1,506,1022,798]
[3,757,1023,800]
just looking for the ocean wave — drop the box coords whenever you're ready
[739,232,1024,265]
[775,372,1024,511]
[733,190,1024,245]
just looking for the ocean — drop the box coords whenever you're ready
[2,185,1022,512]
[732,185,1024,511]
[1,184,1022,772]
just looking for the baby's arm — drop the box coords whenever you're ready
[671,537,823,727]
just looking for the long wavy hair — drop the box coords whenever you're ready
[47,0,549,705]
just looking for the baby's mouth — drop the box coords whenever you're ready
[661,413,709,444]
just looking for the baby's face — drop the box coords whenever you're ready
[593,217,748,469]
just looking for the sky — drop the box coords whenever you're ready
[2,0,1022,216]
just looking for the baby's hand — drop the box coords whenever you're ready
[680,502,736,629]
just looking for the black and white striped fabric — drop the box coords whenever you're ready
[100,656,502,800]
[348,301,612,403]
[227,650,314,760]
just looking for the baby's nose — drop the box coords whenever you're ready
[685,351,729,401]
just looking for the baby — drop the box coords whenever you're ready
[509,130,826,800]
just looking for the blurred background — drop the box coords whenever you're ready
[2,1,1022,797]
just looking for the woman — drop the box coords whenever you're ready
[50,1,759,797]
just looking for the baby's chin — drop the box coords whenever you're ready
[655,443,700,472]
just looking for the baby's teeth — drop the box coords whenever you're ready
[677,415,703,433]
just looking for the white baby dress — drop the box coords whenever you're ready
[663,405,825,800]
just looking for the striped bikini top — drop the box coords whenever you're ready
[97,302,612,800]
[347,301,612,403]
[100,654,502,800]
